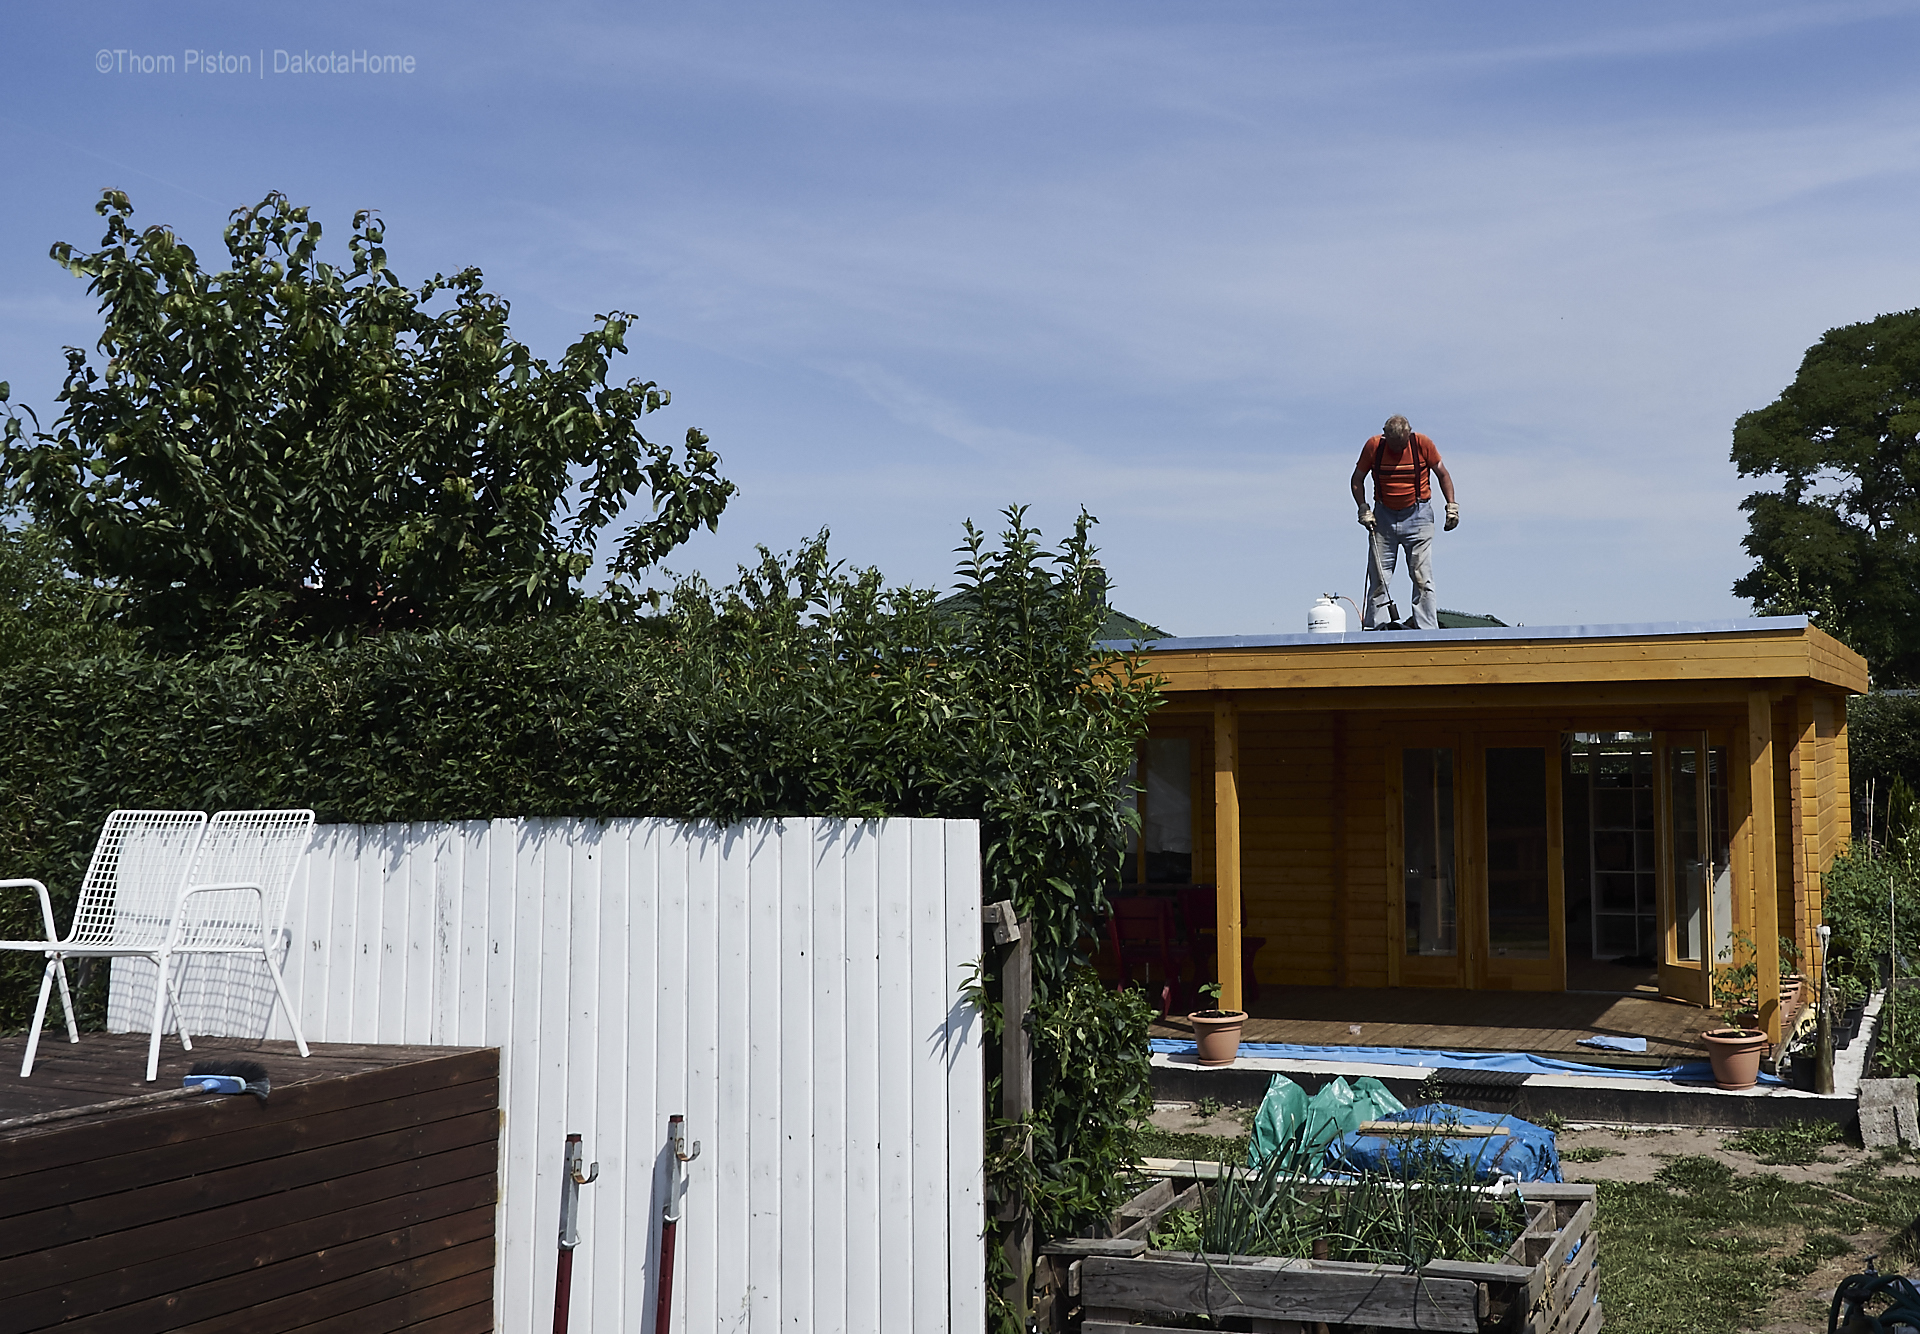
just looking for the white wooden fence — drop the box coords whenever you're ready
[109,816,987,1333]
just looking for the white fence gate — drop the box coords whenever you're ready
[109,816,987,1333]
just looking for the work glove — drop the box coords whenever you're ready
[1444,502,1459,532]
[1358,506,1376,532]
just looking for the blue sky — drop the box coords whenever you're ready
[4,2,1918,633]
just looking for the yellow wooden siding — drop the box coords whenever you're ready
[1145,675,1854,1000]
[1240,714,1338,987]
[1836,709,1853,853]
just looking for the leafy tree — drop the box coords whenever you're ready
[0,191,734,649]
[1731,309,1920,683]
[0,510,132,665]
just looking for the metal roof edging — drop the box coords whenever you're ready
[1097,615,1812,654]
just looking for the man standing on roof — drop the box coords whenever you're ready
[1349,414,1458,631]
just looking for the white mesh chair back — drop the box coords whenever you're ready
[64,810,209,948]
[175,809,316,952]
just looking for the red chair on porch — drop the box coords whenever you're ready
[1178,885,1266,1005]
[1106,897,1185,1020]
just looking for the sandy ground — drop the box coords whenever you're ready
[1148,1102,1906,1332]
[1554,1122,1920,1186]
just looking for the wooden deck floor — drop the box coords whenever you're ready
[0,1032,464,1122]
[1149,985,1712,1061]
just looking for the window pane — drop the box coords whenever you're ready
[1671,744,1702,962]
[1404,748,1457,956]
[1486,747,1550,959]
[1143,738,1192,883]
[1593,831,1635,872]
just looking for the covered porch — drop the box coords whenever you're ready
[1118,616,1867,1045]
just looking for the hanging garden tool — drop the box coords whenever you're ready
[550,1132,598,1334]
[654,1114,701,1333]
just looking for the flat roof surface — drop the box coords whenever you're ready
[1100,615,1811,653]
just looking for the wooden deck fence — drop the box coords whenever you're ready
[0,1046,497,1332]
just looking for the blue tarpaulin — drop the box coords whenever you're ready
[1323,1102,1564,1182]
[1148,1038,1786,1086]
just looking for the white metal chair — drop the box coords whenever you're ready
[146,808,317,1081]
[0,809,209,1078]
[1,808,317,1080]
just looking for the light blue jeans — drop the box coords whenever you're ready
[1364,501,1436,629]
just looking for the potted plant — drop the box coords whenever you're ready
[1189,982,1247,1067]
[1704,930,1768,1090]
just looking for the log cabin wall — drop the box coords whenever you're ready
[1150,697,1852,1001]
[1133,619,1867,1041]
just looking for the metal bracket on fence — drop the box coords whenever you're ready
[983,900,1022,945]
[558,1134,598,1250]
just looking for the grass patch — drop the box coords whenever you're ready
[1562,1145,1622,1163]
[1600,1158,1837,1334]
[1723,1119,1845,1165]
[1783,1231,1853,1277]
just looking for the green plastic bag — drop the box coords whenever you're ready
[1249,1073,1406,1168]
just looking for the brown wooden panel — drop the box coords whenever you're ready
[286,1274,495,1334]
[14,1176,495,1328]
[0,1075,497,1221]
[2,1132,496,1292]
[64,1209,494,1334]
[1080,1255,1478,1331]
[176,1237,495,1334]
[1,1110,494,1259]
[0,1048,495,1178]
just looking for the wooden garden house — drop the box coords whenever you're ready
[1119,616,1866,1042]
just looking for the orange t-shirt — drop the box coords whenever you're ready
[1356,433,1441,510]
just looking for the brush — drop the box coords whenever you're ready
[0,1058,272,1133]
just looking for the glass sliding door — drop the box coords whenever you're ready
[1485,748,1551,959]
[1399,747,1461,984]
[1657,732,1732,1007]
[1481,741,1564,990]
[1570,733,1657,962]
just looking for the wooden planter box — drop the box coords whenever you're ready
[1037,1168,1599,1333]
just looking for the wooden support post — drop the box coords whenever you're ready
[1214,698,1244,1013]
[1749,688,1782,1044]
[986,900,1034,1320]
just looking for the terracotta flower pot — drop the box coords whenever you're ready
[1702,1027,1769,1090]
[1779,975,1804,1012]
[1190,1010,1247,1067]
